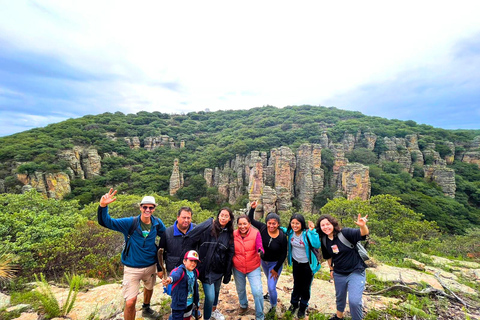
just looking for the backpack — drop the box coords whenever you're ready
[322,232,370,262]
[165,266,199,296]
[97,207,163,259]
[122,216,165,259]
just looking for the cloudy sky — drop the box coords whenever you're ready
[1,1,480,137]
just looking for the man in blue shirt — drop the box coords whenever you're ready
[98,188,166,320]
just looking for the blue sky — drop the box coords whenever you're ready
[1,1,480,137]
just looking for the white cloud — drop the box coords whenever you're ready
[1,0,480,136]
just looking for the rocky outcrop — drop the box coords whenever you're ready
[123,136,141,149]
[200,144,368,214]
[169,159,184,196]
[271,147,296,212]
[144,135,176,150]
[462,151,480,168]
[261,186,277,215]
[58,147,101,180]
[342,133,356,152]
[8,255,479,320]
[444,141,455,165]
[82,148,102,179]
[204,168,214,187]
[422,143,445,166]
[379,137,412,172]
[405,134,424,166]
[0,179,5,193]
[363,131,377,151]
[338,163,371,200]
[295,144,324,212]
[16,171,71,199]
[424,165,456,198]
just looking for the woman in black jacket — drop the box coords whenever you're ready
[248,201,287,314]
[184,208,235,320]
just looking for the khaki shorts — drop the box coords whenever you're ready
[122,264,157,301]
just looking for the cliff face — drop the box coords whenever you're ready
[58,147,101,180]
[424,165,456,198]
[202,143,368,215]
[17,171,71,199]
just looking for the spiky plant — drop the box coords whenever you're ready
[0,251,18,282]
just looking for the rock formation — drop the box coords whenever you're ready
[16,171,71,199]
[123,137,141,149]
[169,159,184,196]
[144,135,176,150]
[338,163,371,200]
[424,165,456,198]
[200,144,368,214]
[295,144,324,212]
[462,150,480,168]
[405,134,424,166]
[271,147,296,212]
[58,147,101,180]
[379,137,412,173]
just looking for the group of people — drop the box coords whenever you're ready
[98,189,369,320]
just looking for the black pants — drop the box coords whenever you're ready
[291,259,313,308]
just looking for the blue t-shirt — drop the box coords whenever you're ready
[186,270,195,306]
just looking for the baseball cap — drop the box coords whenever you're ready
[140,196,156,205]
[184,250,200,261]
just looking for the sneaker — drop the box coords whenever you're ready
[288,304,298,313]
[142,306,161,319]
[263,292,270,300]
[297,306,307,319]
[211,309,224,320]
[238,306,248,316]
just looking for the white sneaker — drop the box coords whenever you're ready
[212,309,225,320]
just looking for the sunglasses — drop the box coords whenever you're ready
[142,205,155,210]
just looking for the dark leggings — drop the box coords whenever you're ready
[291,259,314,308]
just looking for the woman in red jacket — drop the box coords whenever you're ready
[233,215,265,320]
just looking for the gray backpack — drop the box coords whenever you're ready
[322,232,370,261]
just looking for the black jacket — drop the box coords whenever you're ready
[159,221,196,272]
[184,218,234,284]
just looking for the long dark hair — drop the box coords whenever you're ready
[315,214,342,237]
[287,213,306,234]
[212,207,234,243]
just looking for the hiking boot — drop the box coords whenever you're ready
[239,306,248,316]
[288,304,298,314]
[142,306,160,319]
[263,292,270,300]
[297,305,307,319]
[211,309,224,320]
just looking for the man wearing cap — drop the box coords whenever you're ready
[98,188,166,320]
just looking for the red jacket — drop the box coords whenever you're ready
[233,227,262,273]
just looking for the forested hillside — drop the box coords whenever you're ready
[1,105,479,235]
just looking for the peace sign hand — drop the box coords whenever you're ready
[100,188,117,207]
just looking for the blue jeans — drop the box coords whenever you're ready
[261,260,283,307]
[233,267,264,320]
[202,278,222,320]
[333,270,366,320]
